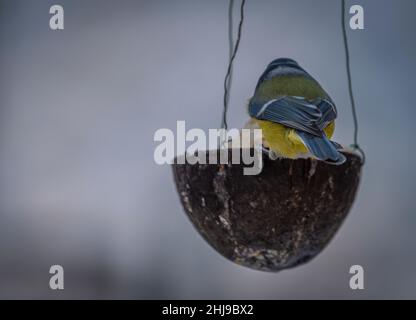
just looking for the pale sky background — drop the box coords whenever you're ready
[0,0,415,298]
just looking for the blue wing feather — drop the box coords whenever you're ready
[315,98,337,129]
[249,96,325,137]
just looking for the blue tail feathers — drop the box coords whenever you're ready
[296,131,346,165]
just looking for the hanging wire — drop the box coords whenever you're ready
[221,0,246,131]
[341,0,366,164]
[226,0,234,110]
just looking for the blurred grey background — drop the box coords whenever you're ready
[0,0,414,299]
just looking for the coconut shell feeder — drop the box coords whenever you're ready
[173,149,362,271]
[172,0,365,272]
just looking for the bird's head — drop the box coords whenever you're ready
[254,58,306,91]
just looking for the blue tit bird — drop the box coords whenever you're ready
[248,58,346,165]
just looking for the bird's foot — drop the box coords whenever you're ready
[262,146,280,160]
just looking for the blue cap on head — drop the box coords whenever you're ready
[268,58,299,68]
